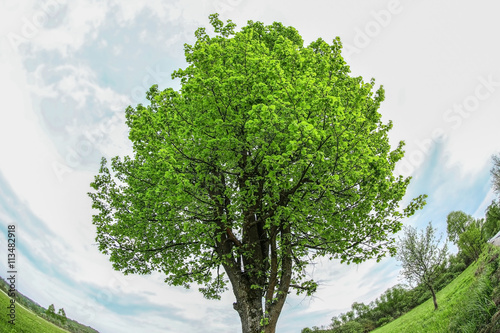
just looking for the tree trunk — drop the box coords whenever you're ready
[264,313,279,333]
[233,297,282,333]
[233,287,263,333]
[430,285,438,310]
[226,246,290,333]
[219,213,292,333]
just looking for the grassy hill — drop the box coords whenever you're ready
[0,277,99,333]
[372,260,477,332]
[0,288,71,333]
[374,245,500,333]
[303,245,500,333]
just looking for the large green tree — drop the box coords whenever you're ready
[89,14,424,333]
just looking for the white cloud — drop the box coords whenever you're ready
[473,188,497,218]
[110,0,199,25]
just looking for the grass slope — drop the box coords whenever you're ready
[0,289,71,333]
[374,246,500,333]
[0,276,99,333]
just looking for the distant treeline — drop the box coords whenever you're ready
[0,276,100,333]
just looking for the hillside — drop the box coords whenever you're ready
[374,245,500,333]
[0,288,71,333]
[303,245,500,333]
[0,277,99,333]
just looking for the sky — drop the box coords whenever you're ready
[0,0,499,332]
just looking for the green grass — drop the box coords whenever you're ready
[373,262,477,333]
[0,289,70,333]
[373,246,500,333]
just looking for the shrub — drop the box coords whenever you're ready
[336,321,364,333]
[376,316,393,327]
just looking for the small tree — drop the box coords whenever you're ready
[457,220,484,262]
[396,222,448,310]
[58,308,67,324]
[446,211,474,244]
[446,211,484,263]
[46,304,55,317]
[484,200,500,240]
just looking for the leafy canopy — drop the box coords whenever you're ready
[484,200,500,240]
[446,211,475,244]
[89,14,425,301]
[397,222,448,288]
[446,211,485,263]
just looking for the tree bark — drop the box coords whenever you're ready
[222,224,292,333]
[222,250,266,333]
[430,285,438,310]
[263,224,293,333]
[233,291,263,333]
